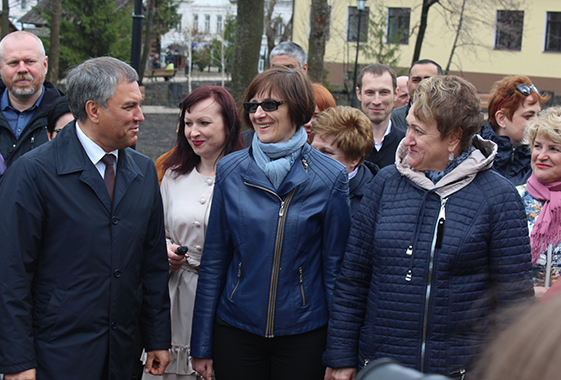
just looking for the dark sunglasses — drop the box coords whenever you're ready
[243,100,284,113]
[497,83,539,110]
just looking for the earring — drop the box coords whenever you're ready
[449,152,454,161]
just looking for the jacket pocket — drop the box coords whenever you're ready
[40,288,68,341]
[299,267,306,306]
[229,262,242,300]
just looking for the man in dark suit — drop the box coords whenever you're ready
[0,57,171,380]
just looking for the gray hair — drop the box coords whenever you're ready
[269,41,307,68]
[66,57,138,122]
[0,31,46,61]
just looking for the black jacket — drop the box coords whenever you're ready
[479,123,531,186]
[0,80,64,172]
[365,125,406,168]
[390,102,411,132]
[349,161,379,216]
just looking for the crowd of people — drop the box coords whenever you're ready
[0,32,560,380]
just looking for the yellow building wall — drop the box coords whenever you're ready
[293,0,561,94]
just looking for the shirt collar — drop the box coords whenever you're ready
[75,122,119,165]
[1,85,45,112]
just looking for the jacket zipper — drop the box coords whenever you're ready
[299,267,306,306]
[229,262,242,299]
[420,197,447,372]
[244,182,296,337]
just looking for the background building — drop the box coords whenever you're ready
[293,0,561,96]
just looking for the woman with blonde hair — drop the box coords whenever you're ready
[517,106,561,300]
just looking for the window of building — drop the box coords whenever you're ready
[21,0,28,9]
[494,10,524,51]
[545,12,561,52]
[193,14,199,31]
[347,6,369,42]
[386,7,410,44]
[204,15,211,33]
[217,15,223,34]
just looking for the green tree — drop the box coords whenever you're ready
[193,47,212,72]
[38,0,133,77]
[360,3,404,70]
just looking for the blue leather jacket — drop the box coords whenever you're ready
[191,144,351,359]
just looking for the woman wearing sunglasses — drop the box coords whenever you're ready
[190,66,351,380]
[480,75,549,186]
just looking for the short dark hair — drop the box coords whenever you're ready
[47,97,72,134]
[357,64,397,92]
[413,75,483,151]
[165,86,244,176]
[409,59,443,76]
[241,66,315,131]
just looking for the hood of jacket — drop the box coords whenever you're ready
[396,134,497,198]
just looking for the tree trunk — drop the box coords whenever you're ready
[444,0,466,74]
[264,0,277,69]
[412,0,439,64]
[308,0,329,83]
[231,0,264,103]
[1,0,9,39]
[139,0,155,85]
[48,0,61,84]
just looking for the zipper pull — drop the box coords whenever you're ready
[301,158,308,172]
[299,267,303,284]
[435,218,445,249]
[406,245,413,256]
[279,201,285,217]
[405,270,412,281]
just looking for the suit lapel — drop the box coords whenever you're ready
[54,125,112,212]
[112,148,142,209]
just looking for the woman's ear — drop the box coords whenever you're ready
[447,128,462,153]
[495,110,507,128]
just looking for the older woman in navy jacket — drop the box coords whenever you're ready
[324,76,534,380]
[190,67,351,380]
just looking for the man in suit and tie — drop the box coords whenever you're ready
[0,57,171,380]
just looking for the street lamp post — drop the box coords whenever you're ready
[350,0,366,108]
[130,0,144,75]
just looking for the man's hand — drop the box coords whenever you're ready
[192,357,214,380]
[144,349,170,375]
[5,369,36,380]
[325,367,357,380]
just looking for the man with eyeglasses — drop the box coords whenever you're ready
[479,75,550,186]
[391,59,443,132]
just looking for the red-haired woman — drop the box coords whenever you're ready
[142,86,244,380]
[480,75,550,186]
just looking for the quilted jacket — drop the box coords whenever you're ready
[479,123,532,186]
[324,136,534,377]
[191,143,351,359]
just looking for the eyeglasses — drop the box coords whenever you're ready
[243,100,284,113]
[497,84,540,110]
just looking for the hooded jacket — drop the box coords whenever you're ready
[190,144,351,359]
[0,80,64,172]
[479,123,531,186]
[324,136,534,376]
[349,161,379,216]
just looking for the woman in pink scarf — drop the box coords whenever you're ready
[517,106,561,300]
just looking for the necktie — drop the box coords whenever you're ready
[101,154,115,201]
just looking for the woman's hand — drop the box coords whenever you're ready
[192,357,214,380]
[167,243,187,271]
[325,367,357,380]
